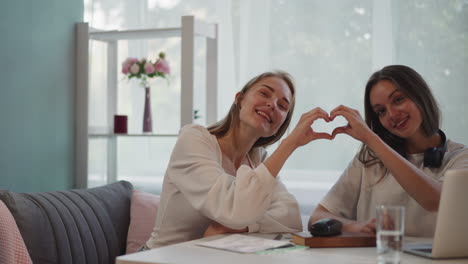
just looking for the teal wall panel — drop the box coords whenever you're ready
[0,1,83,192]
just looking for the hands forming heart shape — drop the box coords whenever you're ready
[311,115,348,137]
[290,106,370,147]
[302,106,370,142]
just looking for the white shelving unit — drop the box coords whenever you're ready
[75,16,218,188]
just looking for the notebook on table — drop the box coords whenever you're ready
[403,169,468,259]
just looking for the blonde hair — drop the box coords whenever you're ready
[208,70,296,148]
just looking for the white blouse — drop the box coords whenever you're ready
[146,124,302,248]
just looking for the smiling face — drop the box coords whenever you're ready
[237,76,292,138]
[369,80,424,140]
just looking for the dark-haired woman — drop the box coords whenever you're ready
[145,71,332,248]
[310,65,468,237]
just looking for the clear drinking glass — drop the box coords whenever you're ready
[376,205,405,264]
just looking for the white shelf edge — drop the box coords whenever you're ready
[88,19,216,42]
[89,133,178,138]
[89,27,182,41]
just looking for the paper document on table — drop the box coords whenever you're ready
[196,234,293,253]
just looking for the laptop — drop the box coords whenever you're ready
[403,169,468,259]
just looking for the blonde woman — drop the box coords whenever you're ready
[145,71,332,248]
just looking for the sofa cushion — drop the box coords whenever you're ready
[126,190,160,253]
[0,200,32,264]
[0,181,133,264]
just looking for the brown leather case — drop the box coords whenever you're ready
[291,232,376,248]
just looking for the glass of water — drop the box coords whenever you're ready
[376,205,405,264]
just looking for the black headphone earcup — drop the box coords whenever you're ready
[423,130,448,168]
[424,147,441,168]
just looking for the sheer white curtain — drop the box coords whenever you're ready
[84,0,468,220]
[237,0,271,83]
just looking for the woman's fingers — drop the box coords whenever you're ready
[360,220,377,234]
[315,108,331,122]
[295,111,329,132]
[330,105,358,118]
[301,107,331,122]
[289,110,334,145]
[361,226,374,234]
[331,126,348,138]
[292,106,369,143]
[330,105,348,119]
[367,219,377,232]
[364,221,376,234]
[329,105,371,142]
[330,110,355,123]
[314,132,333,140]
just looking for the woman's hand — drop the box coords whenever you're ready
[285,107,333,148]
[264,107,333,178]
[203,222,248,237]
[330,105,374,144]
[343,218,376,234]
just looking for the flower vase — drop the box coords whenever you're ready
[143,86,153,133]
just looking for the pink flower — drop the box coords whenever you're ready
[122,57,139,74]
[154,52,170,74]
[155,58,170,74]
[144,62,155,74]
[121,63,130,74]
[121,53,169,84]
[130,63,140,74]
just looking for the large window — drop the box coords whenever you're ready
[84,0,468,223]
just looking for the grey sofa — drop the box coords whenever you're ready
[0,180,133,264]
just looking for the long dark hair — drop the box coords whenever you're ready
[208,71,296,148]
[358,65,441,166]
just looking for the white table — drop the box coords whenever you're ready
[116,234,468,264]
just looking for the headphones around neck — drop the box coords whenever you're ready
[423,130,447,168]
